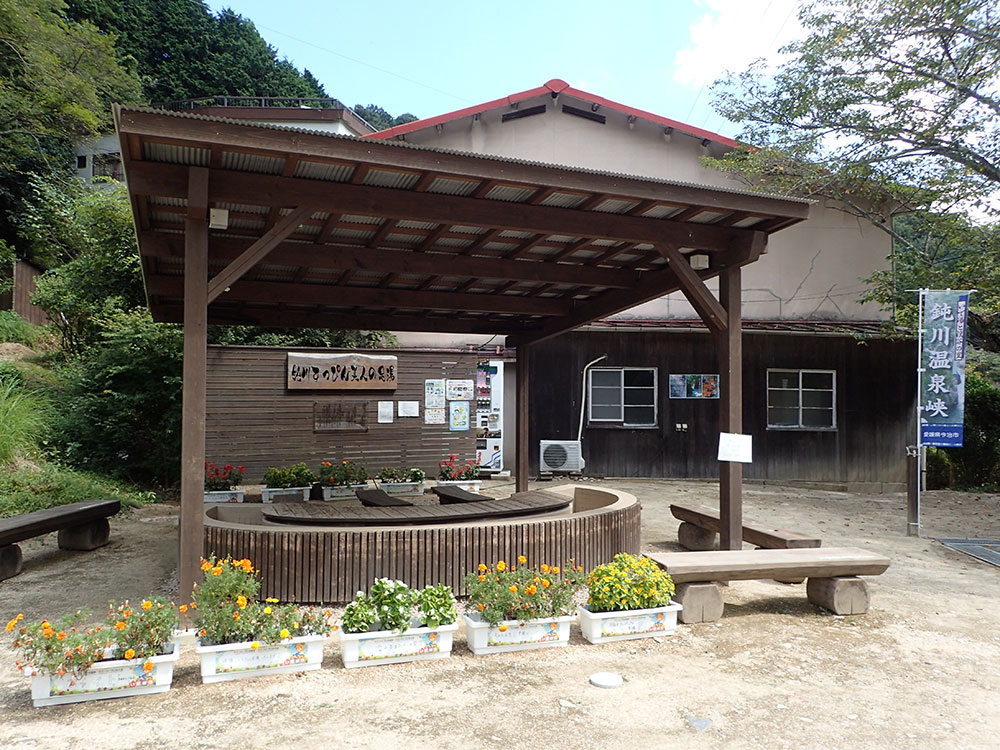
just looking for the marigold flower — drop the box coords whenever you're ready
[478,563,487,572]
[211,566,223,576]
[142,661,154,674]
[124,648,136,659]
[477,603,485,611]
[264,606,272,615]
[478,575,486,582]
[279,628,290,639]
[189,602,196,610]
[5,619,17,633]
[552,566,560,575]
[141,600,152,610]
[200,629,207,637]
[541,579,550,588]
[233,611,241,621]
[518,555,527,565]
[540,564,550,573]
[201,560,212,571]
[56,631,67,641]
[525,585,537,596]
[179,605,188,614]
[251,641,260,650]
[508,585,518,594]
[114,621,126,631]
[498,625,508,632]
[496,561,506,572]
[237,595,248,609]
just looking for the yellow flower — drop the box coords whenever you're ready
[179,605,188,614]
[201,560,211,572]
[114,621,126,631]
[518,555,527,565]
[540,564,550,573]
[508,585,518,594]
[251,641,260,650]
[541,579,550,588]
[552,566,560,575]
[124,648,136,659]
[478,563,487,572]
[279,628,290,639]
[264,606,272,614]
[142,661,154,674]
[211,566,223,576]
[236,595,248,609]
[498,625,508,632]
[141,600,152,611]
[496,561,506,572]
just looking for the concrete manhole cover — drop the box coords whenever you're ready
[935,538,1000,567]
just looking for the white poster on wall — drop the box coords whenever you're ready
[717,432,752,463]
[449,401,470,431]
[398,401,419,418]
[377,401,394,424]
[446,379,474,400]
[424,379,445,408]
[424,408,446,425]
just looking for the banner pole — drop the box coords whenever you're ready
[908,289,925,537]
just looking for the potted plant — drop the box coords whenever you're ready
[436,454,482,493]
[6,598,180,707]
[462,556,587,655]
[260,462,318,503]
[204,461,246,503]
[338,578,458,668]
[318,459,369,500]
[191,555,333,683]
[578,552,682,644]
[375,466,426,497]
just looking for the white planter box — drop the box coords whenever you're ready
[28,642,180,707]
[195,634,324,683]
[462,613,574,655]
[339,621,458,668]
[436,480,482,494]
[203,489,246,503]
[321,483,368,501]
[260,486,311,503]
[378,481,425,497]
[577,602,683,644]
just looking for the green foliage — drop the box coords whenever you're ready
[340,578,457,634]
[417,583,458,629]
[585,553,676,613]
[204,462,244,491]
[464,557,587,628]
[262,462,317,489]
[352,104,419,131]
[208,326,395,349]
[936,372,1000,487]
[0,462,157,518]
[340,592,377,634]
[376,466,425,483]
[318,459,368,487]
[50,311,183,486]
[105,597,178,660]
[6,609,108,676]
[0,310,46,348]
[0,378,50,465]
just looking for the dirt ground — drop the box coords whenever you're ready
[1,479,998,749]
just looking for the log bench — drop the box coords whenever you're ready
[0,499,121,581]
[645,547,891,623]
[670,502,822,551]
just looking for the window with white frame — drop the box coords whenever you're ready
[588,368,657,427]
[767,369,836,429]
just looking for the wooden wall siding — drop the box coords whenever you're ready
[203,503,641,603]
[530,331,916,484]
[205,346,478,482]
[0,261,46,326]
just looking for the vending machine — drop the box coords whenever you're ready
[475,360,504,472]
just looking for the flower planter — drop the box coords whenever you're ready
[339,620,458,668]
[195,634,324,684]
[28,642,180,707]
[462,613,574,655]
[577,602,683,644]
[378,481,425,497]
[436,480,482,494]
[203,489,246,503]
[260,486,311,503]
[321,483,368,501]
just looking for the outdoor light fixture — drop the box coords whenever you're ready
[591,103,600,112]
[701,138,711,147]
[689,253,710,271]
[208,208,229,230]
[627,115,637,130]
[663,126,673,142]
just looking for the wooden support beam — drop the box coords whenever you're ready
[206,205,314,304]
[657,244,728,333]
[516,344,531,492]
[179,167,209,604]
[717,266,743,551]
[126,162,760,252]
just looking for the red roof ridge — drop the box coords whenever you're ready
[364,78,738,148]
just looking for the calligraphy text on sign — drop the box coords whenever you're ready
[287,353,398,390]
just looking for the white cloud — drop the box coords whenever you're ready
[673,0,805,89]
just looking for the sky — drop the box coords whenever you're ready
[204,0,805,139]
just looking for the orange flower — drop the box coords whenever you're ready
[518,555,527,565]
[201,560,211,572]
[124,648,136,659]
[179,605,188,614]
[498,625,508,632]
[141,600,152,611]
[142,661,154,674]
[233,611,241,621]
[478,575,486,582]
[114,621,126,631]
[496,561,506,572]
[552,566,560,575]
[525,585,537,596]
[508,585,518,594]
[236,595,248,609]
[200,629,207,637]
[477,603,485,611]
[189,602,196,610]
[56,631,66,641]
[541,579,550,588]
[478,563,487,573]
[540,564,550,573]
[211,566,223,576]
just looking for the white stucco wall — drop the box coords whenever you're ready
[394,93,891,322]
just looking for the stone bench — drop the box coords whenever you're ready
[645,547,890,623]
[0,499,121,581]
[670,502,822,550]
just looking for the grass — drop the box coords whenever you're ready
[0,378,50,464]
[0,310,48,348]
[0,461,159,518]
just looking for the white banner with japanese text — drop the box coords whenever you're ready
[920,290,970,447]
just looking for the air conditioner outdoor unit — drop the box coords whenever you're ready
[539,440,585,474]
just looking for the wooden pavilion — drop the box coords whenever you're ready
[114,105,810,600]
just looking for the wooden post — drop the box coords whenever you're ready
[180,167,209,603]
[718,266,743,550]
[516,343,531,492]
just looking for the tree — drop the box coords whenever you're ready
[353,104,419,131]
[712,0,1000,212]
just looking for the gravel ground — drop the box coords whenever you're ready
[1,478,998,749]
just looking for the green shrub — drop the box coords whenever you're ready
[262,462,317,489]
[0,462,157,518]
[938,372,1000,488]
[0,378,50,465]
[0,310,45,347]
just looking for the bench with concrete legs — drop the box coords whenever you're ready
[670,502,822,551]
[0,499,121,581]
[645,547,890,623]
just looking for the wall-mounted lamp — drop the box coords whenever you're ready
[663,126,674,142]
[627,115,637,130]
[591,103,601,112]
[701,138,711,147]
[689,253,710,271]
[208,208,229,230]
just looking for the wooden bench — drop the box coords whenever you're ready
[0,499,121,581]
[645,547,890,623]
[670,502,822,550]
[356,488,413,507]
[431,485,484,504]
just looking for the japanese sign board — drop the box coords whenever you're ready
[287,353,397,390]
[920,291,970,447]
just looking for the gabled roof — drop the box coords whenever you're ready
[365,78,739,148]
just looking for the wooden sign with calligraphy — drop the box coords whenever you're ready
[287,353,398,390]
